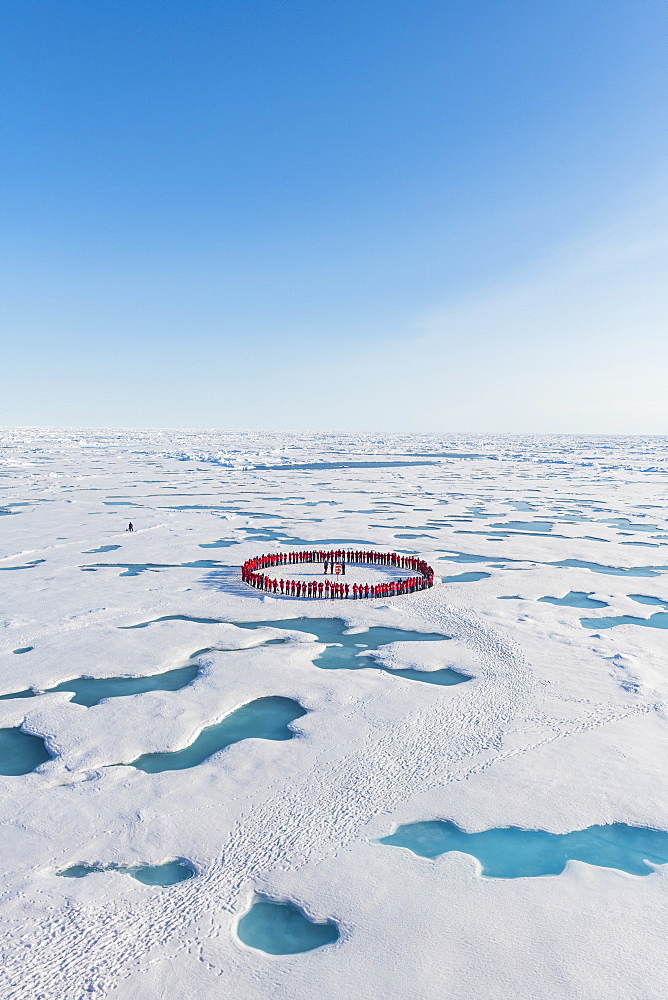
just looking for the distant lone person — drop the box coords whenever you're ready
[128,522,134,532]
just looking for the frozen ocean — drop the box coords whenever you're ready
[0,428,667,999]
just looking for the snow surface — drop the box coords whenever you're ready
[0,428,667,999]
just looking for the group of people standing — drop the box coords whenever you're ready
[241,548,435,600]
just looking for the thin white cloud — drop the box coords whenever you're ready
[350,188,668,431]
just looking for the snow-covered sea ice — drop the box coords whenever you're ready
[1,429,667,1000]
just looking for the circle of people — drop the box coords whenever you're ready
[241,548,435,599]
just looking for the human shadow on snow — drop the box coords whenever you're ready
[197,567,260,598]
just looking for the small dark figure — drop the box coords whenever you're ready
[128,522,134,532]
[341,561,345,575]
[324,560,329,574]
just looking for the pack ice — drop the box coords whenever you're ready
[0,428,667,999]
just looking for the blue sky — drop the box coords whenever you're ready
[2,0,667,431]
